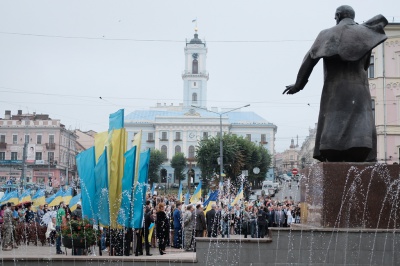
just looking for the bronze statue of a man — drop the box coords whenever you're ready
[284,5,388,162]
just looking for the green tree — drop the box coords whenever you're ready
[196,134,271,193]
[170,152,187,185]
[148,149,166,185]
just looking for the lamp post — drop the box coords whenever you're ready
[191,104,250,186]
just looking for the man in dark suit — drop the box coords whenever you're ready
[206,203,218,237]
[195,204,206,237]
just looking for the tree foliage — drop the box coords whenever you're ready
[196,134,272,189]
[170,152,187,183]
[148,149,166,185]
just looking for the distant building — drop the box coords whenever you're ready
[369,23,400,164]
[298,123,318,168]
[0,110,77,188]
[74,129,96,153]
[125,30,277,183]
[275,139,299,176]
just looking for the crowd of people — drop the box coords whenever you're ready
[0,188,301,255]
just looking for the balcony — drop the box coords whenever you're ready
[159,138,168,141]
[46,143,56,149]
[146,139,155,143]
[0,142,6,149]
[174,139,182,141]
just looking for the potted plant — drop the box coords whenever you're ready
[61,219,100,249]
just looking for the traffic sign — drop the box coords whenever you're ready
[292,168,298,175]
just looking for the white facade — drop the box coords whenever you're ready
[125,31,277,183]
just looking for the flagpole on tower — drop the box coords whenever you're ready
[192,18,198,32]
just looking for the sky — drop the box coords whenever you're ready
[0,0,399,153]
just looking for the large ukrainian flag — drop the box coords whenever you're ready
[190,181,202,204]
[63,187,73,205]
[107,109,127,229]
[69,193,81,212]
[48,188,64,207]
[0,190,19,205]
[19,189,32,204]
[32,189,46,207]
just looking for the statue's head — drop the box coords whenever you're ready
[335,5,355,24]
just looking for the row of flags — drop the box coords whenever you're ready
[0,187,74,208]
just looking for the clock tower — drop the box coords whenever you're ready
[182,29,209,108]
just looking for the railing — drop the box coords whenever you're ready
[45,143,56,149]
[0,142,6,149]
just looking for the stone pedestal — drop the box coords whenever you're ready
[300,163,400,229]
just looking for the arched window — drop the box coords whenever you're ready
[192,93,198,103]
[175,145,181,154]
[161,145,167,159]
[192,59,198,74]
[188,145,195,159]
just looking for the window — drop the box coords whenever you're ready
[188,145,195,159]
[11,152,18,160]
[192,59,198,74]
[0,152,5,160]
[372,99,375,120]
[175,132,181,141]
[147,132,154,142]
[35,152,42,160]
[49,135,55,144]
[161,145,167,159]
[13,135,18,144]
[194,82,197,87]
[203,132,208,140]
[0,135,5,143]
[48,152,54,163]
[290,155,294,160]
[37,135,42,144]
[368,55,374,78]
[246,134,251,141]
[192,93,198,103]
[161,132,168,140]
[261,134,267,143]
[175,145,181,154]
[25,134,30,143]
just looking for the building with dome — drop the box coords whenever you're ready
[125,30,277,184]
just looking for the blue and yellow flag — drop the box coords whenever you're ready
[1,190,19,205]
[132,149,150,229]
[32,189,45,207]
[231,186,244,206]
[190,181,202,204]
[62,187,73,205]
[107,110,127,228]
[132,131,142,187]
[204,201,216,214]
[177,183,183,202]
[148,223,155,242]
[109,109,124,132]
[69,193,81,212]
[184,190,190,205]
[19,189,32,204]
[76,147,96,220]
[94,148,110,226]
[203,190,219,208]
[117,146,136,227]
[48,188,64,207]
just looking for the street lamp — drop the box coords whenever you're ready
[191,104,250,186]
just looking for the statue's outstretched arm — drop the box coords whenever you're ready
[283,52,319,95]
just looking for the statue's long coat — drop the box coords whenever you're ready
[295,15,387,161]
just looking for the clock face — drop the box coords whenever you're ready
[192,53,198,59]
[189,132,196,139]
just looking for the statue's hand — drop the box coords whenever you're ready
[283,84,300,95]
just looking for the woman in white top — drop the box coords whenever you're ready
[46,217,56,246]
